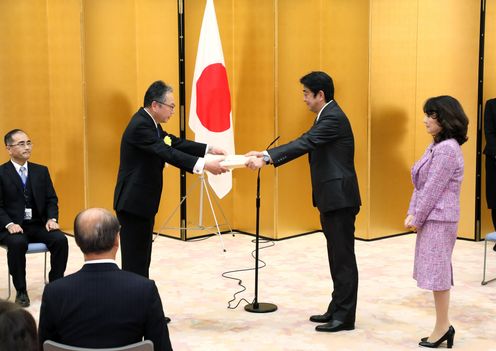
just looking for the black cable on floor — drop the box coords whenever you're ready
[222,238,275,309]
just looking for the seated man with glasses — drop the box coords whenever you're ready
[0,129,68,307]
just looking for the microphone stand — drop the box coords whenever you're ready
[245,138,279,313]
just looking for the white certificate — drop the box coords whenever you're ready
[220,155,250,169]
[205,154,249,169]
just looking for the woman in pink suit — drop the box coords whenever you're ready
[405,95,468,349]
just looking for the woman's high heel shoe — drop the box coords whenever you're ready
[419,326,455,348]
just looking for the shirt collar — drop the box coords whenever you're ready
[10,160,28,174]
[84,259,117,265]
[144,107,158,129]
[316,100,333,122]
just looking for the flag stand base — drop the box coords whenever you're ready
[153,173,234,251]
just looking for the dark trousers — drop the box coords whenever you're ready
[491,209,496,231]
[486,154,496,209]
[0,223,68,292]
[320,206,359,324]
[117,211,154,278]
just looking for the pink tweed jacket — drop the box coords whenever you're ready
[407,139,464,228]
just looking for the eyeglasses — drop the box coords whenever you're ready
[154,100,175,111]
[8,141,33,148]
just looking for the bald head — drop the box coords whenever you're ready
[74,208,120,255]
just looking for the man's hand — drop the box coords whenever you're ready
[244,150,267,170]
[245,157,266,170]
[45,219,60,232]
[7,223,23,234]
[404,214,417,232]
[204,159,229,175]
[208,146,228,156]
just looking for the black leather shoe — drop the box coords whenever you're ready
[493,243,496,251]
[315,319,354,332]
[165,316,171,324]
[309,311,333,323]
[15,290,30,308]
[419,326,455,348]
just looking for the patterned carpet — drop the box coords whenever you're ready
[2,232,496,350]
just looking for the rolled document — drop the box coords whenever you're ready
[220,155,250,169]
[204,154,251,169]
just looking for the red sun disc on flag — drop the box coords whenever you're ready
[196,63,231,132]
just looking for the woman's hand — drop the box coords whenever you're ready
[404,215,417,232]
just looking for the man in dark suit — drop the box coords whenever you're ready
[0,129,68,307]
[38,208,173,350]
[246,71,361,332]
[484,99,496,250]
[114,80,228,280]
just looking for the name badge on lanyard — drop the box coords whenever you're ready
[20,174,31,220]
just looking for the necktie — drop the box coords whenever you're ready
[19,166,27,186]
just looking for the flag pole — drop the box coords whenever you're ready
[178,0,187,240]
[155,0,233,247]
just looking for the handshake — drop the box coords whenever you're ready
[204,147,269,175]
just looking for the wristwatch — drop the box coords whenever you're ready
[262,153,271,165]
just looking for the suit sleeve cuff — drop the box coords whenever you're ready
[193,158,205,174]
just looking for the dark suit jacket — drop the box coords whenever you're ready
[38,263,173,351]
[268,101,361,213]
[0,161,59,240]
[114,107,207,219]
[484,98,496,155]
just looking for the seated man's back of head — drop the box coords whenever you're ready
[38,208,173,351]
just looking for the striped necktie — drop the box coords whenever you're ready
[19,166,27,186]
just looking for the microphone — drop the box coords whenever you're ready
[266,136,280,150]
[245,135,279,314]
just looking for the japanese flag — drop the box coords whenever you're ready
[189,0,234,199]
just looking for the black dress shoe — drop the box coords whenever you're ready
[165,316,171,324]
[419,326,455,348]
[315,319,354,332]
[15,291,30,308]
[309,311,333,323]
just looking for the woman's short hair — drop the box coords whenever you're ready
[423,95,469,145]
[0,300,38,351]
